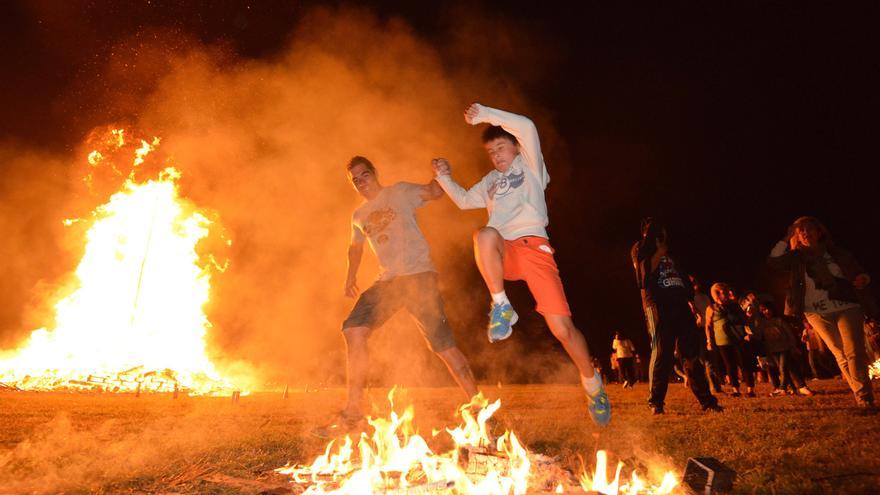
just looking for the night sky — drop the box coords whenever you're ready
[2,1,879,373]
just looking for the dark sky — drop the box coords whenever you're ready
[2,1,879,367]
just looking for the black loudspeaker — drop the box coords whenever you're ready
[683,457,736,494]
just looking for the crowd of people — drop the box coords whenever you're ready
[620,216,879,412]
[315,97,876,435]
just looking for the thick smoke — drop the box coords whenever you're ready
[0,5,580,391]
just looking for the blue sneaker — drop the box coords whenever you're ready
[487,302,518,343]
[585,376,611,427]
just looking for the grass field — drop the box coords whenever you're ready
[1,378,878,494]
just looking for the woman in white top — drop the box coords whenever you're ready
[768,216,876,408]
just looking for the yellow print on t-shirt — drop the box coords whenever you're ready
[364,208,396,243]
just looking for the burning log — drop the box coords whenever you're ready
[279,392,679,495]
[458,445,510,476]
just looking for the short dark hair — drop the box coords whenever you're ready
[481,125,517,145]
[347,155,376,174]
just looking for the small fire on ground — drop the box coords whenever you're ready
[0,129,239,396]
[869,359,880,380]
[277,391,679,494]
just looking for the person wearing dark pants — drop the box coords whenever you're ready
[803,324,840,379]
[751,302,813,396]
[699,346,724,393]
[648,311,718,411]
[706,283,756,397]
[612,332,637,387]
[632,218,721,414]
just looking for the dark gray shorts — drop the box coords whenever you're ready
[342,271,456,352]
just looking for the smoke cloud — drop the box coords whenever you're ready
[0,5,579,391]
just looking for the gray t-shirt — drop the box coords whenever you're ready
[351,182,435,280]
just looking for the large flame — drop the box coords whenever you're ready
[0,130,238,395]
[278,391,530,495]
[278,391,679,494]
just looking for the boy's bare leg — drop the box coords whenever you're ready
[342,326,370,416]
[473,227,505,293]
[546,313,610,426]
[437,346,479,399]
[545,314,597,378]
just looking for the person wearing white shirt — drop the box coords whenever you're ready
[432,103,610,427]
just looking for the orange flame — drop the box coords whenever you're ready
[277,391,531,494]
[580,450,679,495]
[0,130,239,395]
[279,391,679,494]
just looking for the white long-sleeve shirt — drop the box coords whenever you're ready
[436,104,550,240]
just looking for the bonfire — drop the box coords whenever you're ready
[277,390,680,494]
[0,129,239,396]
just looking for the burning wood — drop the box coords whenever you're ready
[277,391,680,495]
[0,129,243,397]
[869,358,880,380]
[459,445,510,476]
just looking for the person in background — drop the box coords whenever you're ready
[802,320,840,380]
[610,350,621,384]
[768,216,877,409]
[706,283,755,397]
[864,319,880,362]
[592,357,607,385]
[635,353,648,383]
[612,332,637,388]
[690,275,723,393]
[751,301,814,396]
[741,295,772,386]
[632,218,721,414]
[727,287,759,394]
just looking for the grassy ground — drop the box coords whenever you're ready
[0,378,878,494]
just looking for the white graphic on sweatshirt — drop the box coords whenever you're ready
[487,170,526,198]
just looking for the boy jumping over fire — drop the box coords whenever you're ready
[316,156,479,437]
[431,103,610,427]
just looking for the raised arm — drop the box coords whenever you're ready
[464,103,548,187]
[418,179,444,202]
[432,157,488,210]
[768,226,799,271]
[345,223,366,298]
[767,239,795,271]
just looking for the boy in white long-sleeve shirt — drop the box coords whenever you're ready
[432,103,610,426]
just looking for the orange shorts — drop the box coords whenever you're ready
[502,236,571,316]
